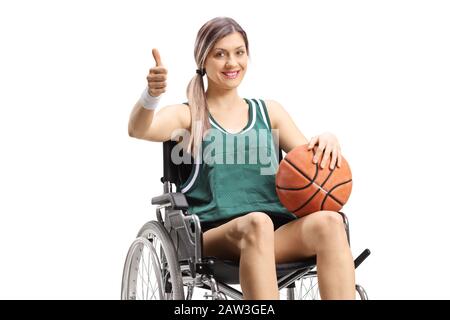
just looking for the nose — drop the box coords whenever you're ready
[226,58,238,68]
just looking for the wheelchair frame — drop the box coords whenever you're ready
[122,140,371,300]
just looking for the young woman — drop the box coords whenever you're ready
[128,17,355,300]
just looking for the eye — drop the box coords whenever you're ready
[237,50,245,55]
[215,52,225,57]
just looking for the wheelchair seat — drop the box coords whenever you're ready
[121,139,371,300]
[201,256,317,285]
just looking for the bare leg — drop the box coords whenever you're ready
[274,210,355,300]
[239,216,279,300]
[315,221,355,299]
[202,212,279,300]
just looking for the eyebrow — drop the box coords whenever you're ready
[213,46,245,51]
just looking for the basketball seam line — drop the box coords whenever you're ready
[282,156,337,192]
[292,180,352,214]
[321,179,353,208]
[292,188,323,214]
[280,158,321,212]
[276,157,319,190]
[276,158,335,192]
[279,157,350,213]
[282,158,324,213]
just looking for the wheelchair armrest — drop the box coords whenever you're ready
[151,192,189,210]
[338,211,350,245]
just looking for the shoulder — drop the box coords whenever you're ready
[178,103,192,129]
[263,99,283,110]
[262,99,286,129]
[163,103,191,129]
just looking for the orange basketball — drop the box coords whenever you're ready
[275,144,353,218]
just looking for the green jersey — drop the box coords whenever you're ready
[177,98,296,223]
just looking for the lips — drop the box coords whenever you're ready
[222,70,240,79]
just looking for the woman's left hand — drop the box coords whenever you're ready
[307,132,342,170]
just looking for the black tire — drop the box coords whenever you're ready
[121,221,184,300]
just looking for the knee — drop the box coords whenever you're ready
[312,211,346,242]
[242,212,274,245]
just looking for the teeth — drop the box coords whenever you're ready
[224,71,238,77]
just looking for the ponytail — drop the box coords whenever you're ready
[185,72,210,161]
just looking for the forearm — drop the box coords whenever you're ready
[128,101,154,138]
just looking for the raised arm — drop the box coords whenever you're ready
[128,48,191,142]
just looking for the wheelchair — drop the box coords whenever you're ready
[121,140,371,300]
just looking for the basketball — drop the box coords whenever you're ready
[275,144,353,218]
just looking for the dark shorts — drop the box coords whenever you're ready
[200,213,296,233]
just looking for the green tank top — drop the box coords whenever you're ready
[177,98,296,223]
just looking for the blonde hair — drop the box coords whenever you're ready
[186,17,250,158]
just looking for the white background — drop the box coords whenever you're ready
[0,0,449,299]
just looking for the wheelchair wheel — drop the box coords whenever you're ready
[293,275,368,300]
[121,221,184,300]
[295,275,321,300]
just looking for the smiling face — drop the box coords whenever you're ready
[204,32,248,90]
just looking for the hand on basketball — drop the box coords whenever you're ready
[307,132,342,170]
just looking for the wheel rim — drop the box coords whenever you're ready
[123,235,176,300]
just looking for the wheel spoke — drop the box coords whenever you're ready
[122,222,183,300]
[143,252,159,299]
[151,238,166,299]
[136,246,158,299]
[305,278,319,299]
[146,245,151,299]
[138,254,147,299]
[294,276,320,300]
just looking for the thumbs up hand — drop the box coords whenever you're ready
[147,48,168,97]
